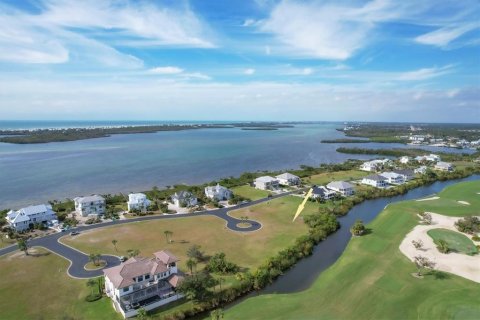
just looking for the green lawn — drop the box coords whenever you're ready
[427,228,478,255]
[0,248,120,320]
[225,180,480,320]
[407,180,480,217]
[231,184,272,200]
[305,169,368,185]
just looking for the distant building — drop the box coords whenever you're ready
[362,174,388,188]
[409,135,426,142]
[6,204,57,232]
[254,176,279,190]
[392,169,415,181]
[311,186,336,201]
[380,172,405,185]
[275,173,301,186]
[104,250,183,318]
[415,154,441,162]
[326,181,355,196]
[414,166,428,174]
[205,184,233,201]
[360,159,391,172]
[171,191,198,207]
[74,195,106,217]
[127,193,151,212]
[399,156,411,164]
[434,161,454,172]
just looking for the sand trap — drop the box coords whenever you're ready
[399,212,480,283]
[416,196,439,202]
[457,201,470,205]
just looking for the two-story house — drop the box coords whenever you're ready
[127,193,151,212]
[204,184,233,201]
[380,172,405,185]
[6,204,57,232]
[275,172,301,186]
[74,195,106,217]
[326,181,355,196]
[171,191,198,207]
[104,250,183,318]
[254,176,279,190]
[362,174,388,188]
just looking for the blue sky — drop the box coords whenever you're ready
[0,0,479,122]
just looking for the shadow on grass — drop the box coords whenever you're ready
[431,270,451,280]
[29,251,51,258]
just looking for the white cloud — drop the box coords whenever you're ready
[396,65,454,81]
[149,66,184,74]
[243,19,257,27]
[244,68,256,75]
[183,72,211,80]
[415,23,479,47]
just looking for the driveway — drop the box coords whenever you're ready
[0,189,303,278]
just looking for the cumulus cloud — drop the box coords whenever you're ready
[149,66,184,74]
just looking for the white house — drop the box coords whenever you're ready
[392,169,415,181]
[416,154,441,162]
[276,173,301,186]
[254,176,279,190]
[171,191,198,207]
[434,161,454,172]
[6,204,57,232]
[414,166,428,174]
[326,181,355,196]
[104,250,183,319]
[362,174,388,188]
[205,184,233,201]
[360,159,391,172]
[311,186,336,201]
[399,156,411,164]
[380,172,405,185]
[74,195,106,217]
[127,193,151,212]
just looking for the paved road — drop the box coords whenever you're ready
[0,189,302,278]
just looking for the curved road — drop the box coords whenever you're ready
[0,189,302,278]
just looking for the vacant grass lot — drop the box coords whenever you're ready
[231,185,272,200]
[427,228,478,255]
[225,180,480,320]
[305,169,368,185]
[408,180,480,217]
[63,196,309,272]
[0,248,120,320]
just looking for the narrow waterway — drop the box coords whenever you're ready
[224,175,479,310]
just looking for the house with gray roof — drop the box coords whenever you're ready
[6,204,57,232]
[74,195,106,217]
[205,184,233,201]
[434,161,454,172]
[104,250,183,318]
[362,174,388,188]
[380,172,405,185]
[276,172,301,186]
[254,176,279,190]
[171,191,198,207]
[326,181,355,196]
[311,186,337,200]
[392,169,415,181]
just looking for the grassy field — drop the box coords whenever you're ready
[231,185,272,200]
[305,169,368,185]
[225,180,480,320]
[0,248,120,320]
[408,180,480,217]
[63,196,309,272]
[427,228,478,255]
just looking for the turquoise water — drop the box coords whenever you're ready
[0,123,469,208]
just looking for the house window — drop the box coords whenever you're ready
[137,275,143,282]
[122,287,129,292]
[170,262,176,267]
[145,275,150,280]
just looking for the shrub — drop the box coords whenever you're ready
[455,216,480,234]
[84,293,102,302]
[471,235,480,241]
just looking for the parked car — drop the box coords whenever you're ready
[70,231,79,236]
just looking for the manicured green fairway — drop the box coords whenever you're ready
[225,180,480,320]
[408,180,480,217]
[305,169,368,185]
[231,185,272,200]
[427,228,478,255]
[0,248,120,320]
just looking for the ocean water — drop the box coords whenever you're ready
[0,122,470,208]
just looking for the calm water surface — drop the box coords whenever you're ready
[0,123,471,208]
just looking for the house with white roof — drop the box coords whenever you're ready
[362,174,388,188]
[205,184,233,201]
[326,181,355,196]
[311,186,337,201]
[360,159,391,172]
[254,176,279,190]
[6,204,57,232]
[399,156,411,164]
[415,154,441,162]
[414,166,428,174]
[434,161,454,172]
[275,173,301,186]
[392,169,415,181]
[380,172,405,185]
[104,250,183,318]
[74,195,106,217]
[171,191,198,207]
[127,193,151,212]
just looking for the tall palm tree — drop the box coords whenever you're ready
[186,258,197,276]
[111,239,118,252]
[88,253,97,266]
[164,230,173,243]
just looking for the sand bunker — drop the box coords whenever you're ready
[416,196,439,202]
[399,212,480,283]
[457,201,470,205]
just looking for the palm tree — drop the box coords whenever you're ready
[17,238,28,256]
[127,249,140,258]
[111,239,118,253]
[186,258,197,275]
[86,279,96,296]
[164,230,173,243]
[89,253,99,266]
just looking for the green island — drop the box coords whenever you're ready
[225,180,480,320]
